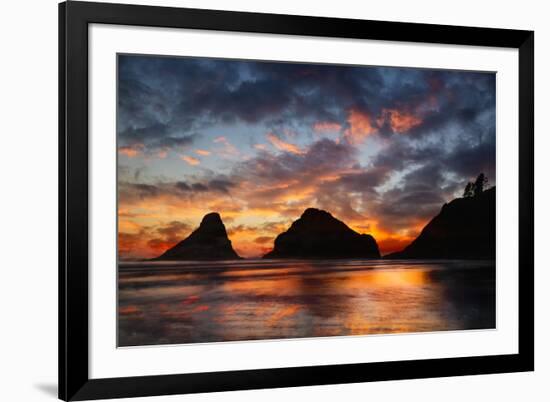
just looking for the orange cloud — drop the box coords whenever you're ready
[116,143,434,260]
[313,121,342,133]
[180,155,200,165]
[267,133,304,155]
[344,109,377,144]
[118,232,139,255]
[195,149,211,156]
[118,144,144,158]
[118,186,430,259]
[382,109,422,133]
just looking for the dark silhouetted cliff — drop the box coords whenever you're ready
[155,212,241,260]
[386,187,496,259]
[263,208,380,259]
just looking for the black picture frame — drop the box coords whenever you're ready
[59,1,534,400]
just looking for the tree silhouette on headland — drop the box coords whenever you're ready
[463,173,489,198]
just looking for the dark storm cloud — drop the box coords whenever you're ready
[235,138,356,184]
[174,181,209,192]
[373,164,449,228]
[118,123,198,152]
[337,168,392,192]
[365,70,496,149]
[121,183,160,199]
[373,129,495,186]
[247,61,387,124]
[174,178,235,194]
[406,72,495,140]
[364,147,495,234]
[118,56,386,150]
[120,176,236,203]
[118,55,495,170]
[364,140,494,232]
[373,138,441,171]
[445,142,496,179]
[208,179,236,193]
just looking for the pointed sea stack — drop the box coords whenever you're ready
[263,208,380,259]
[155,212,241,260]
[386,187,496,259]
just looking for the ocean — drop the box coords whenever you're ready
[118,259,495,347]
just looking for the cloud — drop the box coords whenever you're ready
[118,121,198,155]
[173,181,209,193]
[118,55,494,148]
[181,155,200,165]
[226,224,257,236]
[119,183,160,200]
[379,109,422,133]
[156,221,191,239]
[117,55,384,155]
[445,142,496,179]
[208,179,236,193]
[236,138,356,188]
[175,180,234,194]
[147,221,191,253]
[266,133,305,155]
[254,236,273,244]
[119,176,237,208]
[343,167,391,188]
[195,149,211,156]
[313,121,342,133]
[119,220,192,259]
[119,143,144,158]
[344,109,377,144]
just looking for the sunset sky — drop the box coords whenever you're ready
[117,54,496,259]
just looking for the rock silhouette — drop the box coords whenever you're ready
[263,208,380,259]
[155,212,241,260]
[386,187,496,259]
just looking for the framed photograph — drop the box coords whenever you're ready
[59,1,534,400]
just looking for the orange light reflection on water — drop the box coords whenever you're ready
[218,264,448,336]
[118,260,496,346]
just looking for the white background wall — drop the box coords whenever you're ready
[0,0,546,401]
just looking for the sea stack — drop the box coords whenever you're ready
[386,187,496,260]
[263,208,380,259]
[155,212,241,260]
